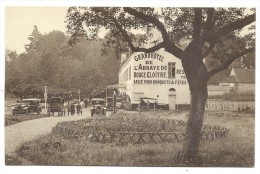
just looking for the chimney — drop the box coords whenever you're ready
[121,53,127,64]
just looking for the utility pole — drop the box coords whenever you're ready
[113,91,116,113]
[79,89,81,101]
[44,85,47,113]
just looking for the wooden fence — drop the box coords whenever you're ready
[53,118,228,144]
[206,99,254,111]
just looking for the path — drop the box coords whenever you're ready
[5,107,94,155]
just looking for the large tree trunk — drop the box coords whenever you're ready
[182,86,208,159]
[181,42,209,160]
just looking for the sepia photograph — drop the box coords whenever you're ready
[0,0,259,174]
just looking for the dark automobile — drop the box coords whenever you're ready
[91,98,106,116]
[47,97,65,116]
[12,103,28,115]
[116,97,122,109]
[12,98,41,115]
[106,97,114,111]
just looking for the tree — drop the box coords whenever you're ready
[5,49,18,64]
[5,25,120,98]
[25,25,43,53]
[66,7,255,160]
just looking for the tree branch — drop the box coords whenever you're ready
[112,19,165,53]
[124,7,169,40]
[203,13,255,42]
[204,8,215,32]
[208,47,255,77]
[202,41,217,58]
[123,7,183,58]
[193,8,203,39]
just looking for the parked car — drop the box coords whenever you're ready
[12,98,41,115]
[47,97,65,116]
[106,97,113,111]
[91,98,106,116]
[12,103,29,115]
[116,97,122,109]
[106,97,121,111]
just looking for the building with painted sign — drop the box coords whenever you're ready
[108,48,191,110]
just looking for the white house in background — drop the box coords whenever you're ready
[108,48,191,111]
[207,68,255,96]
[221,68,255,93]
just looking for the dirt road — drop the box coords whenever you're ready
[5,107,95,155]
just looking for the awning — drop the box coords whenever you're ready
[106,83,126,89]
[140,97,158,100]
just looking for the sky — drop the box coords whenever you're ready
[5,7,69,54]
[4,6,255,55]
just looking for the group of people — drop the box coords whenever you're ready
[66,102,83,116]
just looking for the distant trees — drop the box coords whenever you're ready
[5,26,121,98]
[12,83,43,99]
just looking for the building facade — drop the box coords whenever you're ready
[208,68,255,96]
[115,49,190,110]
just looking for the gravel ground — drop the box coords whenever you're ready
[5,107,100,155]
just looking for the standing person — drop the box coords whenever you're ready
[154,100,158,110]
[147,100,150,110]
[67,104,71,115]
[70,104,75,116]
[84,99,88,108]
[80,101,84,115]
[76,102,82,116]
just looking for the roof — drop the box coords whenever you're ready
[140,97,158,100]
[22,98,41,101]
[208,68,255,84]
[232,68,255,83]
[91,98,105,101]
[208,69,231,84]
[221,75,237,83]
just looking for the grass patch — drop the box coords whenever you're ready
[16,110,254,167]
[5,155,23,165]
[5,114,48,126]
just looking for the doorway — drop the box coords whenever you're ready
[168,88,176,110]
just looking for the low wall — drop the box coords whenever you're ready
[206,99,254,111]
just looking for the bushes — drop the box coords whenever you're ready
[208,91,254,101]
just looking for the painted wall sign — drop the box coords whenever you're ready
[134,52,164,62]
[132,53,187,85]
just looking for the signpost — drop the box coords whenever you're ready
[79,89,81,101]
[113,91,116,113]
[44,85,47,113]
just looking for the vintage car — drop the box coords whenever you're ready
[106,97,122,111]
[116,97,122,109]
[12,103,29,115]
[12,98,42,115]
[91,98,106,116]
[106,97,114,111]
[47,97,65,116]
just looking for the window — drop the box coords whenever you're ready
[168,62,176,79]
